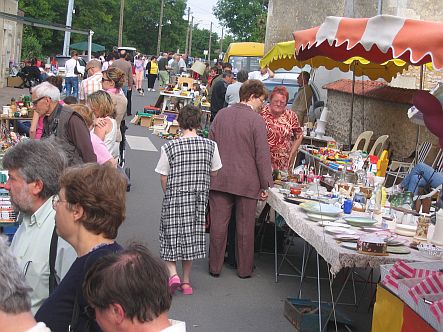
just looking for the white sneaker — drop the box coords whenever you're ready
[147,88,151,92]
[151,89,156,92]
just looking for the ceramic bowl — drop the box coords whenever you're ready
[417,243,443,260]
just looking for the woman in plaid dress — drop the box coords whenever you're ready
[155,105,222,295]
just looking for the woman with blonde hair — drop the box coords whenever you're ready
[87,90,118,159]
[68,104,116,167]
[102,68,128,156]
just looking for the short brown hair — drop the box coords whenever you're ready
[69,104,94,127]
[83,243,171,323]
[87,90,115,118]
[60,163,126,239]
[239,79,268,102]
[177,105,201,130]
[71,50,78,57]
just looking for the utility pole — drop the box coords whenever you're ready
[157,0,165,55]
[184,7,190,55]
[219,26,224,60]
[62,0,75,56]
[208,22,212,64]
[189,16,194,57]
[118,0,125,47]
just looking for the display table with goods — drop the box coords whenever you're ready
[2,95,34,132]
[267,174,442,330]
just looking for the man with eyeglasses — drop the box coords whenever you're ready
[3,140,76,314]
[79,59,103,103]
[32,81,97,166]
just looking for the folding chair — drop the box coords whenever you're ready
[351,130,373,153]
[385,141,432,185]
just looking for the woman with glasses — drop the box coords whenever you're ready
[35,163,125,332]
[260,86,303,173]
[208,79,273,279]
[101,68,128,157]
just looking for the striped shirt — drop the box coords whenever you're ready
[79,72,103,101]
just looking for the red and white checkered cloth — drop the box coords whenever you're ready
[382,260,441,290]
[408,274,443,304]
[430,299,443,322]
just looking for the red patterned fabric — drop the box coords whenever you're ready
[260,105,302,171]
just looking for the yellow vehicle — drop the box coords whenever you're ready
[223,42,264,73]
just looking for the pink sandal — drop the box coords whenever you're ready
[168,274,181,294]
[180,282,193,295]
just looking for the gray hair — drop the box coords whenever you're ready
[32,81,61,102]
[0,235,32,314]
[3,140,67,199]
[237,70,248,83]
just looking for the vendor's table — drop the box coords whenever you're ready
[299,147,349,177]
[266,187,433,331]
[372,284,436,332]
[0,116,32,132]
[267,187,431,275]
[302,135,335,147]
[160,92,193,111]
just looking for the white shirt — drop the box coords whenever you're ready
[178,58,187,70]
[155,138,222,176]
[26,322,51,332]
[65,58,79,78]
[10,197,77,314]
[161,320,186,332]
[168,58,174,66]
[248,71,269,81]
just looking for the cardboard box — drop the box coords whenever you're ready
[140,116,152,128]
[152,115,166,127]
[7,76,23,88]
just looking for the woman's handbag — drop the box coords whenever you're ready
[74,61,80,75]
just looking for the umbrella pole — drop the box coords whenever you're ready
[348,62,356,148]
[415,65,425,155]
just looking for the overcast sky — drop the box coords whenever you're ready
[185,0,224,35]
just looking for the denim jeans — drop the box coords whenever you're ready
[401,162,443,194]
[65,76,79,98]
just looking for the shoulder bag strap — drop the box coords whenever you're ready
[48,225,58,294]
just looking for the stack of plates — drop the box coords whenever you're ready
[324,226,357,235]
[344,216,377,227]
[299,202,342,217]
[306,213,336,222]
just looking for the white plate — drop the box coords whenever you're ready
[395,224,417,237]
[335,234,360,242]
[324,226,357,235]
[300,202,342,216]
[319,221,351,228]
[306,213,336,222]
[341,242,357,250]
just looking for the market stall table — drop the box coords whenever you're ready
[302,134,335,147]
[0,116,33,132]
[266,187,434,330]
[160,91,193,111]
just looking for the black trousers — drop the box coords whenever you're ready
[148,74,157,89]
[126,89,132,116]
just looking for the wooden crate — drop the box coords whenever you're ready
[140,116,153,128]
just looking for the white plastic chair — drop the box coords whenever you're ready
[351,131,373,153]
[368,135,389,158]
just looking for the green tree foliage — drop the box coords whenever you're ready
[213,0,268,42]
[18,0,221,59]
[189,25,219,61]
[21,27,43,60]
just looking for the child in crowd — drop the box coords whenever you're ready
[155,105,222,295]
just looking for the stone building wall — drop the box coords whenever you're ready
[0,0,22,88]
[325,90,439,159]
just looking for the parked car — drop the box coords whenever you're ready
[55,55,86,77]
[262,75,324,120]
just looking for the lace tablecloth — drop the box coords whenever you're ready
[267,187,432,274]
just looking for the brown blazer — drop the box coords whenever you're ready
[209,103,273,200]
[110,59,133,88]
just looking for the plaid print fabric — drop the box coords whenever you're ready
[160,137,215,261]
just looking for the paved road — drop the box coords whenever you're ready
[115,80,372,332]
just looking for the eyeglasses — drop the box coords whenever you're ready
[52,194,68,210]
[31,96,46,104]
[84,305,96,320]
